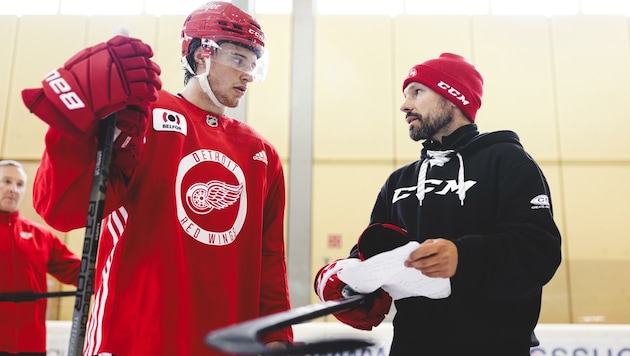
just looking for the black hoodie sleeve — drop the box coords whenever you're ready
[452,153,562,300]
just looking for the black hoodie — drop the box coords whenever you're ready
[351,124,562,354]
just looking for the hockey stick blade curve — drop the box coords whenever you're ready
[205,294,374,355]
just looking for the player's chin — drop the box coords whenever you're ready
[222,98,241,108]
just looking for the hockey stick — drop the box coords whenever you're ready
[67,112,117,356]
[66,26,130,356]
[0,290,76,302]
[205,294,375,355]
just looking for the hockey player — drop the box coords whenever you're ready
[21,1,292,355]
[314,53,562,355]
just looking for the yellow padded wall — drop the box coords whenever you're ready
[551,15,630,161]
[246,14,292,160]
[473,16,560,162]
[85,15,157,46]
[0,16,18,158]
[562,165,630,323]
[7,15,88,159]
[313,15,395,161]
[535,163,570,323]
[311,163,395,303]
[155,15,188,94]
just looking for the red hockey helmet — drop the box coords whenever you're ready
[180,1,265,59]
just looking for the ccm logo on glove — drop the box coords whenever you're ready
[44,70,85,111]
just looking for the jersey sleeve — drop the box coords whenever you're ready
[33,127,131,232]
[257,151,293,344]
[44,229,81,286]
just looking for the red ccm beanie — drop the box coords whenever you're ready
[402,53,484,122]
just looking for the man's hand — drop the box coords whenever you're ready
[404,238,458,278]
[264,341,287,350]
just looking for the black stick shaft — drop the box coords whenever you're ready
[67,113,117,356]
[0,291,76,302]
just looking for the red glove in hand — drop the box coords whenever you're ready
[22,35,161,142]
[314,259,392,330]
[111,106,149,168]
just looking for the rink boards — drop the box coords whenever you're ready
[46,321,630,355]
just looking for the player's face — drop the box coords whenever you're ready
[0,165,26,213]
[208,43,258,108]
[400,82,454,142]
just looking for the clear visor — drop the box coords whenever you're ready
[201,39,269,82]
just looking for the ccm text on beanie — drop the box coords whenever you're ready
[402,53,483,122]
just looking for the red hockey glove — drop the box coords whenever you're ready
[111,106,149,168]
[314,259,392,330]
[22,35,161,142]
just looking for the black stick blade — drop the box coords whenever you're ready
[205,294,374,355]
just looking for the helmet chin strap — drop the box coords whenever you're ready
[183,55,226,110]
[197,57,226,110]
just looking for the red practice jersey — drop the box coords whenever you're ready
[33,91,293,355]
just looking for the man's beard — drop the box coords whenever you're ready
[408,102,453,141]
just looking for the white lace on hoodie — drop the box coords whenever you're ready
[416,150,466,206]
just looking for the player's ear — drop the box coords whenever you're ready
[194,49,205,66]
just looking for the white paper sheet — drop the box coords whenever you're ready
[337,241,451,300]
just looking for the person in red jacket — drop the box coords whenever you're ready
[21,1,292,355]
[0,160,80,356]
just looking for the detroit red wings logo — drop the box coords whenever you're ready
[176,149,247,246]
[186,181,243,215]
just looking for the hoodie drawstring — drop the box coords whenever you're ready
[416,150,467,206]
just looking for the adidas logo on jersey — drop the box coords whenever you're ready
[253,150,268,164]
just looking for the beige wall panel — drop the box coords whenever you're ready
[537,163,570,323]
[155,15,188,94]
[85,15,157,45]
[569,259,630,323]
[246,14,292,159]
[393,15,474,162]
[551,15,630,161]
[310,163,394,303]
[561,164,630,322]
[540,262,571,323]
[562,165,630,259]
[6,16,88,159]
[473,16,559,162]
[313,16,394,161]
[0,16,18,158]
